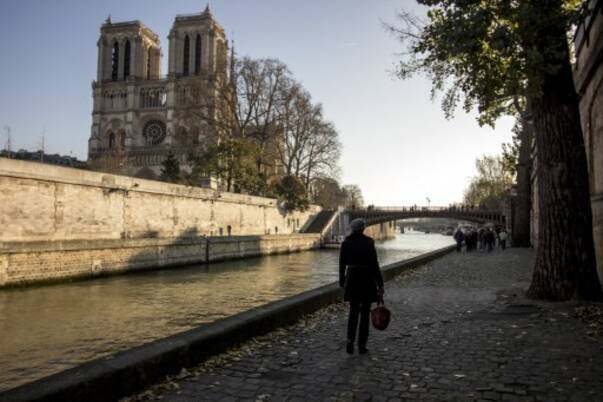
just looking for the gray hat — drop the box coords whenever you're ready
[350,218,366,233]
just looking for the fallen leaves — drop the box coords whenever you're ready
[120,302,347,401]
[575,304,603,337]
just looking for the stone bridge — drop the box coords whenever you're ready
[347,206,506,227]
[307,206,509,245]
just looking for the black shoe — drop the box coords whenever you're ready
[346,341,354,354]
[358,346,368,355]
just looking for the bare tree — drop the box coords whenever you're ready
[176,52,342,199]
[343,184,364,209]
[274,85,341,186]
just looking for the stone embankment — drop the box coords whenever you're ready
[0,158,321,287]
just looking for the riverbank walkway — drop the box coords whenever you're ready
[124,249,603,401]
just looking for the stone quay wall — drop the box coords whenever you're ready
[574,0,603,281]
[365,220,397,240]
[0,158,321,287]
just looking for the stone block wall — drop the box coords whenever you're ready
[575,0,603,281]
[0,235,320,288]
[0,158,321,287]
[365,221,397,240]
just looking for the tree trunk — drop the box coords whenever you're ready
[513,110,534,247]
[525,4,602,300]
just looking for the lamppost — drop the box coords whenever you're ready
[426,197,431,209]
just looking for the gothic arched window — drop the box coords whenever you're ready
[146,47,152,80]
[119,131,126,148]
[108,132,116,149]
[195,34,202,74]
[183,35,190,76]
[111,42,119,81]
[124,40,131,78]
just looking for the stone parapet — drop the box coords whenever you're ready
[0,158,319,243]
[0,158,321,287]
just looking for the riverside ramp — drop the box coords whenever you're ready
[1,246,455,402]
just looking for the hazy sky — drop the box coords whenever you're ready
[0,0,513,206]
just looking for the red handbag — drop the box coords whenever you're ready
[371,301,391,331]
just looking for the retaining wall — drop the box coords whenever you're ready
[0,234,321,288]
[575,1,603,281]
[0,158,321,287]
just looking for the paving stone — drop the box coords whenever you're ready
[123,249,603,402]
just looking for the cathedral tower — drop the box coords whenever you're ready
[97,16,162,82]
[88,7,229,183]
[168,6,228,78]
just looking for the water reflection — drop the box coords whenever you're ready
[0,233,452,391]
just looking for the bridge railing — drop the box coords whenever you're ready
[371,206,448,211]
[349,206,501,214]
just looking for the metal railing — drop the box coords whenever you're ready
[351,206,497,213]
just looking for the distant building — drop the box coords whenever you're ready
[88,6,229,183]
[0,149,86,168]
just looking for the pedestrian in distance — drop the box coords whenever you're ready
[453,228,464,252]
[499,229,508,250]
[485,228,495,252]
[339,218,384,355]
[469,229,478,252]
[478,228,485,251]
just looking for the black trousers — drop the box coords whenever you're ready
[347,301,371,347]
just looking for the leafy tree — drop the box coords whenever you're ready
[273,175,310,211]
[501,127,521,177]
[463,155,513,210]
[160,151,181,183]
[390,0,601,300]
[187,138,260,193]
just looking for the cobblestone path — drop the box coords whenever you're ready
[125,249,603,401]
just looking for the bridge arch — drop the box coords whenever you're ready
[348,208,506,228]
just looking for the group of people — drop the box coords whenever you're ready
[453,226,508,252]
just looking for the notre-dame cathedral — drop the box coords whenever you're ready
[88,6,228,183]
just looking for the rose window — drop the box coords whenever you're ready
[143,120,166,146]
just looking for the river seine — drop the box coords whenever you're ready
[0,232,453,391]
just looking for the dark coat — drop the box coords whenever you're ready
[339,232,384,302]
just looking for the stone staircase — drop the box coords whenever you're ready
[303,210,338,234]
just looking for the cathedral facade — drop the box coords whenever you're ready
[88,6,228,182]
